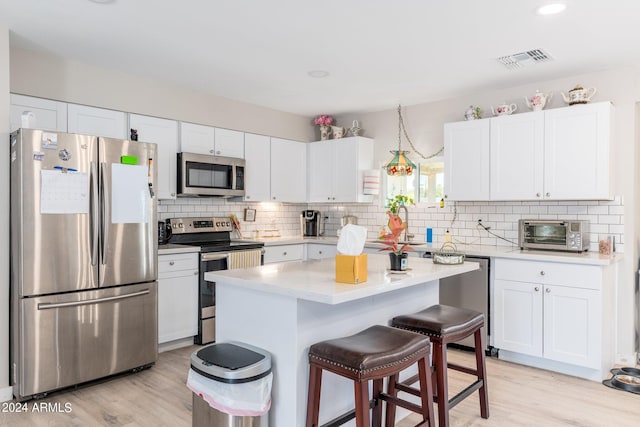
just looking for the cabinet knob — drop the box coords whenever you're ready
[194,271,198,275]
[545,288,551,293]
[319,251,323,254]
[536,193,541,197]
[216,150,221,155]
[283,252,287,256]
[444,195,448,199]
[169,261,175,266]
[246,196,250,199]
[209,149,214,154]
[546,192,550,197]
[540,270,545,276]
[534,286,540,292]
[327,197,331,200]
[171,193,176,197]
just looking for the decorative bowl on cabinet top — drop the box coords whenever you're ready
[561,84,596,105]
[525,90,552,111]
[491,103,517,116]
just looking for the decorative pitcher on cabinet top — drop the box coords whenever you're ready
[561,84,596,105]
[491,103,517,116]
[525,90,552,112]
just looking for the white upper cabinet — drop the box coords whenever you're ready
[67,104,127,139]
[270,137,307,202]
[444,119,491,201]
[215,128,244,158]
[10,94,67,132]
[490,111,544,200]
[129,114,179,200]
[543,102,613,200]
[447,101,614,201]
[244,133,271,202]
[308,137,374,203]
[180,122,215,154]
[181,123,244,158]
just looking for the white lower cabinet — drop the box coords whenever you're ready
[158,253,199,345]
[263,244,304,264]
[306,244,337,260]
[493,259,605,371]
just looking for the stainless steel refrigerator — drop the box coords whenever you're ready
[10,128,158,400]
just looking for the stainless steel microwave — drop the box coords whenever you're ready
[177,152,245,197]
[519,219,590,252]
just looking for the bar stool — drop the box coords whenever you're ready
[391,304,489,427]
[306,324,435,427]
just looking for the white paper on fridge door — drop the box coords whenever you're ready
[111,163,150,224]
[40,170,89,214]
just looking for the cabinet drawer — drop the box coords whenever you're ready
[495,259,600,289]
[307,244,337,260]
[158,253,199,275]
[263,244,304,264]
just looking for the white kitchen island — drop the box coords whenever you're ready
[205,254,478,426]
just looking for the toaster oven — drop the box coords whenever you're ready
[519,219,590,252]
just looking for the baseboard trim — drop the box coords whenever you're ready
[0,386,13,402]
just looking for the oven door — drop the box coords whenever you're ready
[196,252,229,345]
[520,221,568,250]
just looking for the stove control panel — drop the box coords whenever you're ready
[168,217,233,234]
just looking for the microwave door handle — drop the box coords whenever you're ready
[231,166,236,190]
[90,162,99,265]
[201,253,230,261]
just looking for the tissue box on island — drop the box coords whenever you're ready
[335,254,368,284]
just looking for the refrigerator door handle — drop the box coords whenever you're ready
[37,289,150,310]
[100,162,109,265]
[90,162,99,266]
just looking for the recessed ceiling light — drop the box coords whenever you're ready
[308,70,329,78]
[88,0,116,4]
[536,3,567,15]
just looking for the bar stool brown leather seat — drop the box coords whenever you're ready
[306,324,435,427]
[391,304,489,427]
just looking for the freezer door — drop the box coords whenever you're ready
[14,282,158,399]
[10,129,98,297]
[99,137,157,287]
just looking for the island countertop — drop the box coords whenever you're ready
[204,254,478,305]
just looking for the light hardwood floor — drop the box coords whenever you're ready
[1,346,639,426]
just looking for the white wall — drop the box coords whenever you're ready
[0,25,11,400]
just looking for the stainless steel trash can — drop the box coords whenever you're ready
[190,341,272,427]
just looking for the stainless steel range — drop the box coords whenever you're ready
[165,217,264,345]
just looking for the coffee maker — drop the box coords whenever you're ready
[301,210,324,237]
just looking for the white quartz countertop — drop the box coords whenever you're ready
[257,236,621,266]
[158,244,201,255]
[205,254,478,305]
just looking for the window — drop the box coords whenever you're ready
[384,156,444,205]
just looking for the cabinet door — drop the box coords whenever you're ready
[270,138,307,202]
[67,104,126,139]
[158,270,199,344]
[444,119,490,201]
[332,138,362,203]
[244,133,271,201]
[180,122,215,155]
[10,94,67,132]
[544,102,613,200]
[129,114,179,199]
[490,112,544,200]
[307,141,333,202]
[493,279,543,357]
[214,128,244,158]
[543,285,600,368]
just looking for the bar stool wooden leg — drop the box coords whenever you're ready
[434,341,449,427]
[306,364,322,427]
[418,356,436,426]
[354,381,370,427]
[384,374,399,427]
[475,330,489,419]
[372,379,383,427]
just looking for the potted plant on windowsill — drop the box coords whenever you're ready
[378,212,414,271]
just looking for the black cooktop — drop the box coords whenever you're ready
[165,216,263,253]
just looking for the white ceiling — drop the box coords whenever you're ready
[2,0,640,116]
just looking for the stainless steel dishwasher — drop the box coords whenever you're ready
[423,253,493,354]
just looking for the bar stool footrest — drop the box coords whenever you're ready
[449,379,484,409]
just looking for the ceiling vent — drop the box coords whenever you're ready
[496,48,553,70]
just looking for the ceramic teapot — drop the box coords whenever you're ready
[491,103,517,116]
[525,90,552,112]
[561,85,596,105]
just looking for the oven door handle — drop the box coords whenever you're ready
[201,252,230,261]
